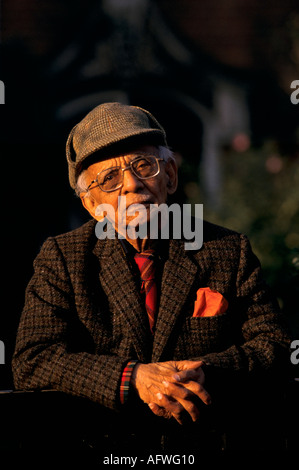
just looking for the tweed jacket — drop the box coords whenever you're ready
[12,219,290,411]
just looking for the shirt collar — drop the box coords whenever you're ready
[118,238,169,262]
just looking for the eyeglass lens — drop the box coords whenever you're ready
[98,156,159,191]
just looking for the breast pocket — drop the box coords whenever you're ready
[173,311,233,359]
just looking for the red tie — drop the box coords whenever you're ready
[134,250,157,334]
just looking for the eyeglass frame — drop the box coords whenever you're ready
[85,155,165,193]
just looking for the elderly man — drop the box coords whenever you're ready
[12,102,290,450]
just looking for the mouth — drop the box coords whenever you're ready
[126,198,155,210]
[115,196,155,224]
[128,195,154,204]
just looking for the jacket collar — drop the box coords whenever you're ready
[92,237,152,362]
[151,239,199,361]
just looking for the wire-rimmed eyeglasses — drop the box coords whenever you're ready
[85,155,164,193]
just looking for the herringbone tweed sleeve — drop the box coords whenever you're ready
[12,233,130,411]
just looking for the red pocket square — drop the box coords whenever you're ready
[193,287,228,317]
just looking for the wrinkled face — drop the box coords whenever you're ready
[80,145,178,235]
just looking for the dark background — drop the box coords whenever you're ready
[1,0,299,393]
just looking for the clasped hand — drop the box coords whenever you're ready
[131,360,211,425]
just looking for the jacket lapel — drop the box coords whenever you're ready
[151,240,199,362]
[93,237,153,362]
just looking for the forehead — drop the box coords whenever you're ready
[88,145,158,173]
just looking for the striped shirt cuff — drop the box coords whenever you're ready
[120,360,139,405]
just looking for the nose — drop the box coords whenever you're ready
[121,168,144,193]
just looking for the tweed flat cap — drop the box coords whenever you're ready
[66,102,167,189]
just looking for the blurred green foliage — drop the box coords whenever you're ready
[183,141,299,337]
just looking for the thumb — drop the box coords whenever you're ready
[172,360,205,382]
[180,360,205,370]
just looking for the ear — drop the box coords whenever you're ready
[80,192,100,220]
[164,158,178,195]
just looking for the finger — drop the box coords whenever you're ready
[157,391,200,424]
[155,393,185,425]
[148,402,172,419]
[180,380,212,406]
[175,360,204,371]
[173,368,203,383]
[163,380,212,406]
